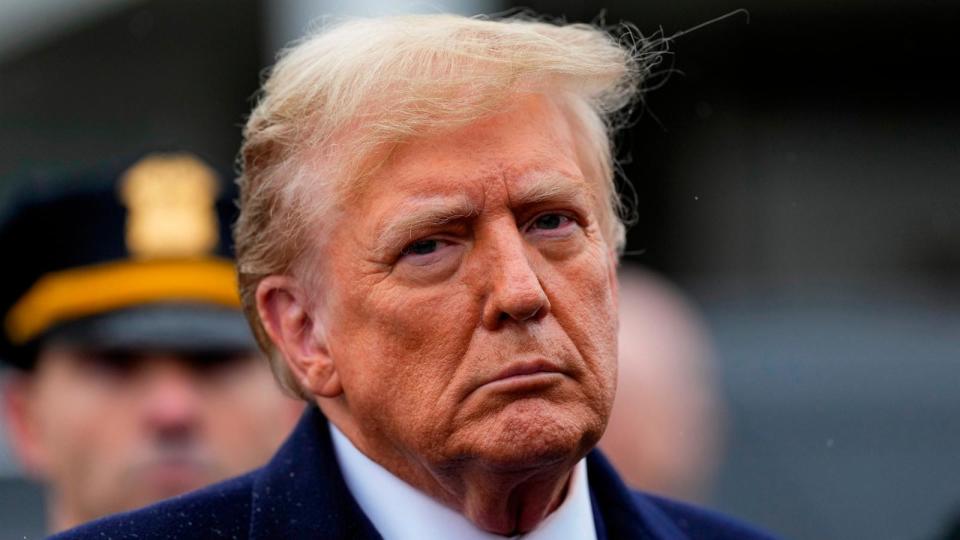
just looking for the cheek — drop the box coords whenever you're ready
[34,383,128,480]
[202,378,300,468]
[330,278,480,409]
[548,245,619,400]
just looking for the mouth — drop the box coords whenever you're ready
[142,460,215,494]
[480,359,566,393]
[133,452,214,494]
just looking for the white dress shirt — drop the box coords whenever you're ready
[330,424,598,540]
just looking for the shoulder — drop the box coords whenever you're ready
[637,492,780,540]
[586,449,779,539]
[51,470,257,540]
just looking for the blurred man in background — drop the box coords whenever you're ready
[600,267,723,503]
[0,152,303,533]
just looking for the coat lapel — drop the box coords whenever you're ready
[248,406,686,540]
[248,405,382,540]
[587,450,690,540]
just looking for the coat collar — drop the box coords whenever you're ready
[249,405,686,540]
[586,450,689,540]
[248,405,381,540]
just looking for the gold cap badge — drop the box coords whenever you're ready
[119,153,220,259]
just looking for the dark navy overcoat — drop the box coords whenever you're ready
[52,406,778,539]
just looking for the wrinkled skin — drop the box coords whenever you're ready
[258,94,619,534]
[3,348,303,532]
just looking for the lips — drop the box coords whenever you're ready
[484,359,563,386]
[461,356,570,401]
[492,359,561,383]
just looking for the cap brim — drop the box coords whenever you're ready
[43,303,257,353]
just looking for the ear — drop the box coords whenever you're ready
[256,275,343,398]
[1,375,50,477]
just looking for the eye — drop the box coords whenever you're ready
[531,213,569,230]
[401,239,441,256]
[527,213,577,234]
[395,237,463,278]
[77,349,142,380]
[184,350,253,377]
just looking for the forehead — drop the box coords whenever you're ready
[353,94,592,209]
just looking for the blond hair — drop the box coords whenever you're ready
[236,13,657,397]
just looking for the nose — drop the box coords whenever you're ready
[481,228,551,330]
[141,358,202,439]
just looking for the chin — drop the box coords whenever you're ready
[469,398,603,473]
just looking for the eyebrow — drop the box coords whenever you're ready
[372,171,592,254]
[507,171,592,208]
[373,195,480,253]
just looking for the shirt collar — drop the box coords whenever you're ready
[329,423,598,540]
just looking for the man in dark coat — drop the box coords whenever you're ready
[56,14,778,539]
[56,405,772,539]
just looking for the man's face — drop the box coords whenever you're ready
[5,345,302,530]
[316,94,619,472]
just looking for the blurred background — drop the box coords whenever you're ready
[0,1,957,539]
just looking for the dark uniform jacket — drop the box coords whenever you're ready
[52,406,778,539]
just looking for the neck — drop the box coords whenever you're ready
[450,461,576,534]
[323,402,580,535]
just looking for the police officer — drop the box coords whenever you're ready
[0,152,303,533]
